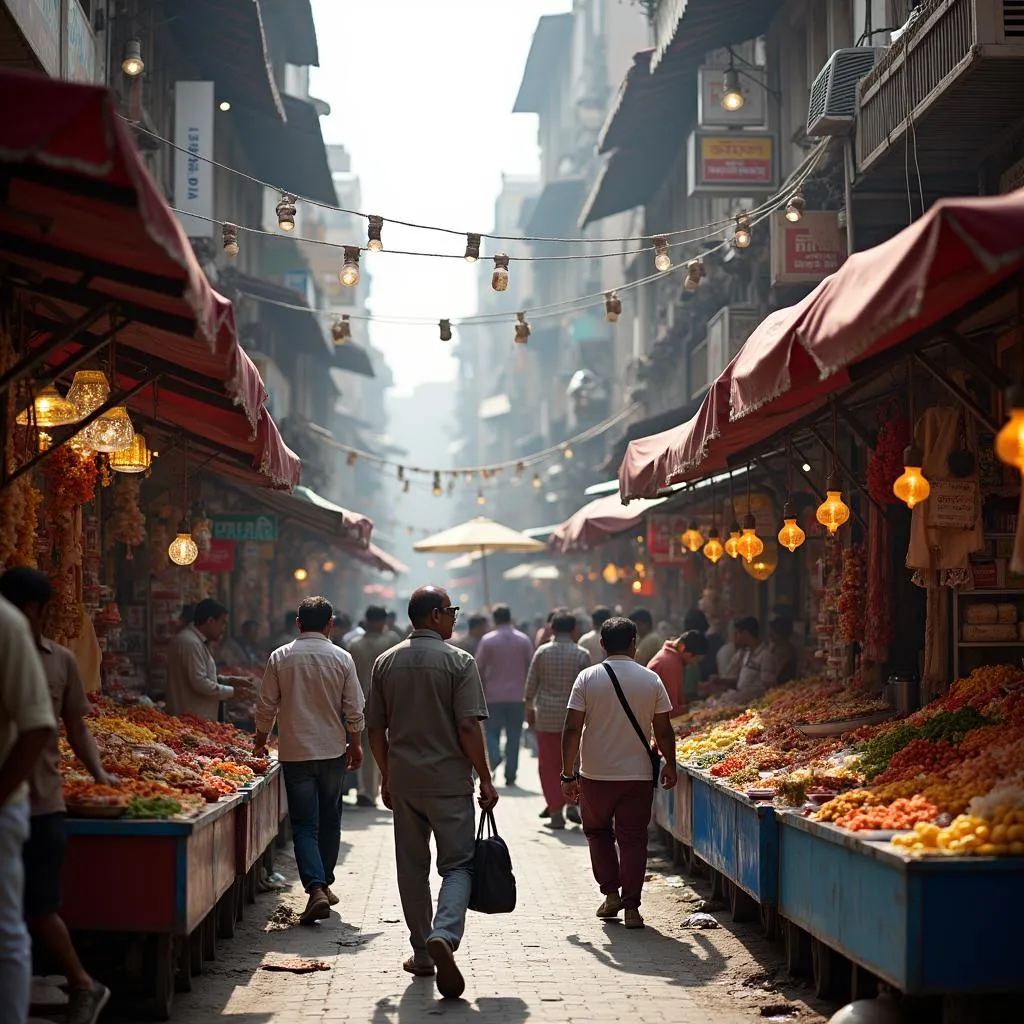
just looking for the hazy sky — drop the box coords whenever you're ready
[310,1,570,396]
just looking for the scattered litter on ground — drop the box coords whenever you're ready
[682,912,720,929]
[260,957,330,974]
[759,1003,798,1019]
[337,936,369,948]
[661,874,686,888]
[744,971,779,991]
[264,905,299,931]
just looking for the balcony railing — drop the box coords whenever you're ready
[857,0,1024,182]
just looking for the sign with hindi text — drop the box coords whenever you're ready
[688,130,776,195]
[771,210,846,285]
[212,514,278,543]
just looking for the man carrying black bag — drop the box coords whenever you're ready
[559,616,677,930]
[367,587,498,1000]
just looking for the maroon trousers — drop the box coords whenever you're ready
[578,777,655,910]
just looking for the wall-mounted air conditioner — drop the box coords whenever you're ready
[806,47,887,137]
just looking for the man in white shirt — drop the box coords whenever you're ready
[165,599,249,720]
[0,594,57,1024]
[560,616,677,931]
[254,596,364,925]
[577,605,610,666]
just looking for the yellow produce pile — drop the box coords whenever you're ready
[892,786,1024,857]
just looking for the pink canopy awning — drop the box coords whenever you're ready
[550,494,666,553]
[620,191,1024,499]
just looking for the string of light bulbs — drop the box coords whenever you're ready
[124,116,823,247]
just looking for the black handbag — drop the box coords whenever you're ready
[603,662,661,783]
[468,809,517,914]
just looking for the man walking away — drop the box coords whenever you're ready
[0,569,115,1024]
[561,616,677,930]
[630,608,661,667]
[367,586,497,999]
[0,593,57,1024]
[525,608,590,831]
[647,629,709,717]
[254,596,364,925]
[452,614,489,656]
[475,605,533,786]
[166,599,249,721]
[348,606,398,808]
[577,606,610,666]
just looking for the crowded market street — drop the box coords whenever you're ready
[96,756,829,1024]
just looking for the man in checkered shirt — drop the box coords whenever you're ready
[525,609,589,830]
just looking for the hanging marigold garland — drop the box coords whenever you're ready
[838,544,866,644]
[866,401,910,508]
[107,476,146,557]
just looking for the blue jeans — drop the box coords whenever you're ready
[282,756,347,893]
[0,798,30,1024]
[485,701,525,783]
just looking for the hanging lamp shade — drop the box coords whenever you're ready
[66,370,110,416]
[15,383,80,427]
[735,513,764,563]
[777,501,806,552]
[84,406,135,453]
[815,476,850,535]
[109,433,153,473]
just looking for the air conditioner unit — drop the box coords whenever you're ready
[707,305,761,381]
[806,48,886,137]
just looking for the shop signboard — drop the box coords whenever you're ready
[770,210,846,285]
[173,81,215,238]
[926,480,978,529]
[5,0,60,75]
[65,0,96,83]
[212,514,278,543]
[687,130,776,195]
[194,539,235,573]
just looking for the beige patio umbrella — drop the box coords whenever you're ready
[414,516,545,607]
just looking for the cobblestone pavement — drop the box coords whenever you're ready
[102,753,835,1023]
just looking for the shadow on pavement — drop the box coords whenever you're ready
[370,980,530,1023]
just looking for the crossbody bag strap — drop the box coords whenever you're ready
[602,662,655,758]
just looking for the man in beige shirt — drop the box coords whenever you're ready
[254,596,364,925]
[348,605,397,808]
[165,599,249,720]
[0,568,115,1024]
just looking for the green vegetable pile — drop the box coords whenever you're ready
[856,707,994,779]
[687,752,727,770]
[125,796,182,819]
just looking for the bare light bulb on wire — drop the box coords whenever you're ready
[222,223,239,257]
[652,236,671,273]
[464,233,481,262]
[439,319,452,342]
[168,520,199,566]
[703,529,724,564]
[815,476,850,536]
[331,315,351,345]
[736,513,764,563]
[121,38,144,77]
[721,65,744,111]
[785,191,805,223]
[682,258,704,294]
[724,520,742,559]
[367,215,384,252]
[276,193,297,232]
[514,312,531,345]
[734,213,752,249]
[994,390,1024,469]
[339,246,360,287]
[432,472,442,497]
[777,502,806,552]
[893,445,931,509]
[491,254,510,292]
[604,291,621,322]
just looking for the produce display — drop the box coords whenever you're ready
[61,697,271,819]
[672,665,1024,856]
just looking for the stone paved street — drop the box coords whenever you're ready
[149,752,831,1024]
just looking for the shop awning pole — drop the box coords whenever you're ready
[911,350,1000,434]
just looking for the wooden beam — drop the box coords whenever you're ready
[943,329,1011,391]
[912,350,1000,434]
[834,398,876,452]
[809,425,884,518]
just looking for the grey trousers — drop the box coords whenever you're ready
[391,792,475,962]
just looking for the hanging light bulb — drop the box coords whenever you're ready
[331,315,351,345]
[432,472,442,497]
[724,520,742,559]
[85,406,135,453]
[562,444,574,460]
[604,291,622,322]
[532,472,542,489]
[222,223,239,256]
[601,563,619,585]
[346,451,358,467]
[777,502,806,552]
[121,38,144,77]
[37,431,52,453]
[491,254,510,292]
[476,489,486,506]
[815,476,851,536]
[721,65,744,111]
[681,521,703,553]
[652,236,671,273]
[276,193,297,232]
[736,513,764,563]
[15,383,80,427]
[109,433,153,474]
[66,370,110,417]
[994,389,1024,469]
[168,520,199,566]
[366,215,384,252]
[785,191,805,223]
[515,462,524,478]
[893,445,931,509]
[293,567,309,582]
[464,471,474,483]
[339,246,360,287]
[734,213,752,249]
[397,466,405,481]
[464,232,481,262]
[439,319,452,342]
[403,479,410,493]
[703,528,724,564]
[682,258,705,294]
[514,312,531,344]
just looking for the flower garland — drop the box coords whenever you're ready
[107,477,146,557]
[43,446,98,515]
[838,544,866,644]
[866,402,909,508]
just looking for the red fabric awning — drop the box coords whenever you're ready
[550,494,667,553]
[620,191,1024,499]
[0,69,300,490]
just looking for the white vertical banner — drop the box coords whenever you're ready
[173,81,215,238]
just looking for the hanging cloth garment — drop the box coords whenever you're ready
[68,606,102,694]
[906,403,984,586]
